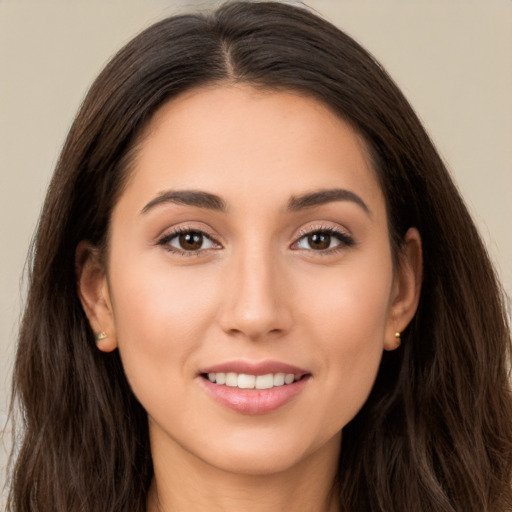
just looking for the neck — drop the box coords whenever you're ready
[147,429,341,512]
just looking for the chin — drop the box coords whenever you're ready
[190,427,342,477]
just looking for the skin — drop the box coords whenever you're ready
[78,84,422,512]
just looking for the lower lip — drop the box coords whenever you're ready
[200,376,310,415]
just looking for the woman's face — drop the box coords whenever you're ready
[82,84,420,476]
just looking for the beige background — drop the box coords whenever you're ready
[1,0,511,501]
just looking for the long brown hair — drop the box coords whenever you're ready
[8,2,512,511]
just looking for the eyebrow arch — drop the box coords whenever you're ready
[141,190,227,214]
[287,188,371,216]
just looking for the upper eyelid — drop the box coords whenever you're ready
[294,224,351,239]
[158,224,222,244]
[292,224,355,250]
[157,227,222,256]
[156,222,352,248]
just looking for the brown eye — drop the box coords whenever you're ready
[162,230,217,253]
[293,228,353,252]
[179,232,204,251]
[307,233,331,250]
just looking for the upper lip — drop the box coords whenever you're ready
[199,360,310,377]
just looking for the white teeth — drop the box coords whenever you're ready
[205,372,300,389]
[273,373,285,386]
[226,372,238,387]
[238,374,256,389]
[255,374,274,389]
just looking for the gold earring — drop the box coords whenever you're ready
[95,331,108,343]
[395,331,401,348]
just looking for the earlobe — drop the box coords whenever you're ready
[75,241,118,352]
[384,227,423,351]
[94,330,117,352]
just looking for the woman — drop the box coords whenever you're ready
[7,1,512,511]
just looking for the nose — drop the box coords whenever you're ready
[218,247,292,341]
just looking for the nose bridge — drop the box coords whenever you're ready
[219,240,290,340]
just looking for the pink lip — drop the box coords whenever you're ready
[198,360,311,415]
[199,360,309,376]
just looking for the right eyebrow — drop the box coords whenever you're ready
[140,189,227,215]
[287,188,371,217]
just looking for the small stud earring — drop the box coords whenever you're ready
[395,331,401,348]
[95,331,108,343]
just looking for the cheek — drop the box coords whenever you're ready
[296,256,393,421]
[298,252,394,342]
[107,255,221,394]
[111,249,220,330]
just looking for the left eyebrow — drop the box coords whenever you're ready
[287,188,371,216]
[140,189,227,214]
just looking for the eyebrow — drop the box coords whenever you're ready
[287,188,370,215]
[141,190,226,214]
[140,187,370,216]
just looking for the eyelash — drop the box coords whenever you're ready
[157,225,354,256]
[292,225,354,255]
[157,226,220,257]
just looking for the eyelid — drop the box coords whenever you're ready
[155,222,353,256]
[156,224,223,255]
[291,224,354,252]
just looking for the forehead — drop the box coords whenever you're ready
[120,84,385,216]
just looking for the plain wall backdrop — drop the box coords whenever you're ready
[1,0,511,501]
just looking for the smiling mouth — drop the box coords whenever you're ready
[202,372,306,390]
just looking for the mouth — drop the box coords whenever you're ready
[201,372,306,390]
[198,361,311,415]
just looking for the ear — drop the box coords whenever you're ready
[384,227,423,351]
[75,241,118,352]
